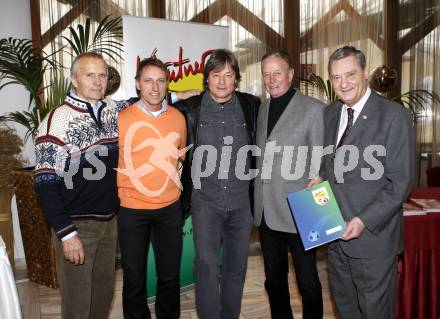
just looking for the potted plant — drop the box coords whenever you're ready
[0,15,123,141]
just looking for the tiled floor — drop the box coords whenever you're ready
[16,245,337,318]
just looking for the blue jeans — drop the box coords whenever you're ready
[192,204,253,319]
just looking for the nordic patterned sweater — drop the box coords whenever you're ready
[34,94,134,240]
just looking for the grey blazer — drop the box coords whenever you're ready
[321,91,415,258]
[254,90,325,233]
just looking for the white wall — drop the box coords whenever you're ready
[0,0,34,260]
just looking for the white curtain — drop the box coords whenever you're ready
[300,0,384,94]
[399,0,440,184]
[300,0,440,186]
[39,0,150,99]
[165,0,284,98]
[38,0,440,185]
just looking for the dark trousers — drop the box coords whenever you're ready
[53,218,117,319]
[118,201,183,319]
[258,216,323,319]
[328,242,397,319]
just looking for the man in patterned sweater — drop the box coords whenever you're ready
[35,52,196,318]
[34,52,132,318]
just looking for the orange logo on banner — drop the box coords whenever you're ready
[136,47,214,91]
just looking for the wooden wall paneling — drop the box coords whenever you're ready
[150,0,166,19]
[29,0,45,106]
[284,0,300,80]
[384,0,401,98]
[30,0,42,50]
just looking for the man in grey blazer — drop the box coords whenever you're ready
[309,46,414,318]
[254,51,325,319]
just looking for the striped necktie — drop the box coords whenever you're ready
[337,107,354,148]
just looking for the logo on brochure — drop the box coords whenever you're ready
[308,230,320,242]
[312,187,329,206]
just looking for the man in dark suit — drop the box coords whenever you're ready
[254,51,325,319]
[309,46,415,318]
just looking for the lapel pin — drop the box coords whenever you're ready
[362,115,368,120]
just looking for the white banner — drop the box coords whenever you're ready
[122,16,229,97]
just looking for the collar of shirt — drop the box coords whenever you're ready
[70,90,103,117]
[137,99,168,118]
[336,87,371,145]
[204,91,237,112]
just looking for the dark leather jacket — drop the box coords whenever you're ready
[173,91,260,214]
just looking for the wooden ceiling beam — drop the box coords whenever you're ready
[94,0,126,18]
[340,0,384,50]
[189,0,283,49]
[226,0,283,50]
[399,7,440,55]
[42,0,126,48]
[300,1,343,51]
[190,0,227,24]
[302,21,382,53]
[41,0,92,48]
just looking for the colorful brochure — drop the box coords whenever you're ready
[287,181,346,250]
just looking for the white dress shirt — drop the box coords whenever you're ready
[336,87,371,146]
[70,90,102,118]
[137,99,168,118]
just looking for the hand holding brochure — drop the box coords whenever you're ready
[287,181,346,250]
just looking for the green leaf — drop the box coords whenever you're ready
[392,90,439,123]
[0,15,124,140]
[68,26,82,54]
[299,73,337,104]
[0,37,47,109]
[63,15,123,60]
[84,17,90,51]
[78,24,86,53]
